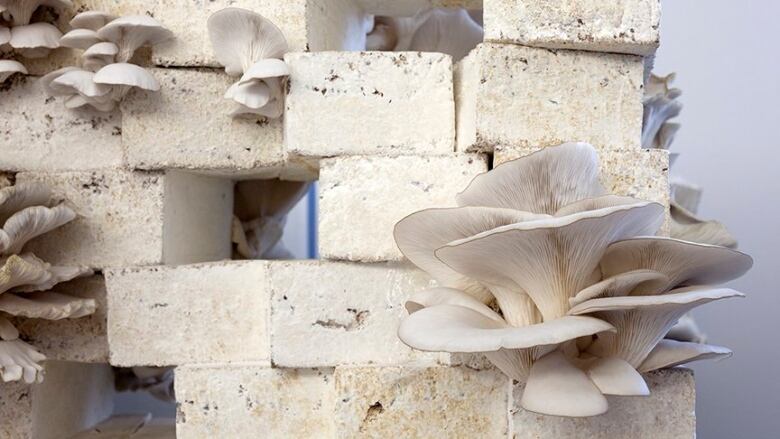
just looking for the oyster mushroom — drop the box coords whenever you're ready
[96,15,173,63]
[9,22,61,58]
[0,25,10,46]
[59,28,101,50]
[69,10,115,31]
[207,7,287,76]
[0,59,26,82]
[642,73,682,150]
[81,41,118,71]
[0,0,72,26]
[93,62,160,101]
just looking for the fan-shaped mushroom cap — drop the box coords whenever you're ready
[0,0,72,26]
[0,59,27,82]
[456,142,607,214]
[207,8,288,76]
[600,237,752,291]
[569,269,670,307]
[38,66,80,96]
[0,204,75,255]
[0,182,51,224]
[9,22,62,58]
[0,291,96,319]
[6,253,91,293]
[69,10,115,31]
[671,202,737,248]
[0,316,18,340]
[407,8,483,61]
[405,287,504,321]
[586,356,649,396]
[395,206,546,304]
[0,26,10,46]
[638,339,731,373]
[59,28,101,50]
[238,58,289,85]
[93,62,160,91]
[96,15,173,62]
[520,350,609,417]
[666,312,706,343]
[81,41,118,71]
[0,254,50,294]
[0,339,45,383]
[436,201,665,320]
[51,69,110,97]
[642,73,683,150]
[226,79,270,109]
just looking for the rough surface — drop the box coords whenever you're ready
[285,52,455,159]
[16,170,232,268]
[121,68,301,179]
[175,364,335,438]
[457,43,644,153]
[319,154,487,261]
[270,260,444,367]
[484,0,661,55]
[12,275,108,363]
[334,366,511,438]
[0,75,123,172]
[512,368,695,438]
[359,0,481,15]
[495,147,671,234]
[0,361,114,439]
[105,261,270,367]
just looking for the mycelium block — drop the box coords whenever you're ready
[512,369,695,438]
[71,415,175,438]
[0,361,114,439]
[105,261,269,367]
[483,0,661,56]
[12,275,108,363]
[318,154,487,261]
[333,366,511,438]
[175,364,336,438]
[284,51,455,159]
[358,0,481,15]
[16,170,233,268]
[270,260,445,367]
[456,43,644,153]
[0,76,123,172]
[121,68,315,180]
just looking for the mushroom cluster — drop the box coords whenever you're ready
[366,8,482,61]
[394,142,751,417]
[0,0,73,82]
[208,8,289,118]
[40,11,172,112]
[0,180,95,383]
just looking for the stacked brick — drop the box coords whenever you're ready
[0,0,694,438]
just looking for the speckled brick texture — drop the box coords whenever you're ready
[456,43,644,153]
[484,0,661,56]
[105,261,270,367]
[359,0,481,15]
[318,154,487,261]
[285,51,456,159]
[512,368,695,438]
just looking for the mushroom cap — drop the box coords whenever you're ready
[96,14,173,62]
[70,10,116,31]
[207,7,288,76]
[59,28,101,50]
[93,62,160,91]
[638,339,731,373]
[1,0,73,26]
[38,66,80,96]
[670,202,738,248]
[0,26,10,46]
[83,41,118,57]
[0,182,51,224]
[51,69,111,97]
[0,59,27,82]
[238,58,289,85]
[0,204,76,255]
[9,22,62,50]
[0,291,96,320]
[0,339,45,383]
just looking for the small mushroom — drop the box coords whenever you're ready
[50,68,111,98]
[9,22,61,58]
[92,62,160,101]
[0,339,46,383]
[207,8,287,76]
[0,59,26,82]
[0,25,10,46]
[38,65,79,95]
[59,28,101,50]
[0,291,96,320]
[96,15,173,62]
[69,10,115,31]
[81,41,118,71]
[0,0,72,26]
[0,204,76,255]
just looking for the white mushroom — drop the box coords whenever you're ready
[0,0,72,26]
[207,7,288,76]
[0,204,75,255]
[38,65,79,95]
[638,338,731,373]
[0,182,51,224]
[69,10,115,31]
[642,73,682,150]
[59,28,101,50]
[0,25,10,46]
[92,62,159,103]
[671,202,738,248]
[96,15,173,62]
[0,59,26,82]
[81,41,118,71]
[50,68,111,97]
[0,291,96,320]
[9,22,61,58]
[0,339,45,383]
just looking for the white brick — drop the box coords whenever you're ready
[12,275,108,363]
[284,52,455,159]
[121,68,314,179]
[358,0,481,15]
[334,366,511,438]
[0,76,122,172]
[512,369,695,438]
[71,415,175,438]
[271,260,444,367]
[18,170,233,268]
[456,43,644,153]
[105,261,269,367]
[175,364,335,438]
[484,0,661,56]
[319,154,487,261]
[0,361,114,439]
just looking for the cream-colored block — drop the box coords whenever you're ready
[456,43,644,153]
[359,0,481,15]
[0,361,114,439]
[71,415,175,438]
[17,170,233,268]
[484,0,661,56]
[334,366,511,438]
[285,51,455,159]
[0,76,122,172]
[105,261,269,367]
[121,68,306,179]
[512,369,695,438]
[495,147,670,234]
[271,260,444,367]
[12,276,108,363]
[175,364,335,438]
[319,154,487,261]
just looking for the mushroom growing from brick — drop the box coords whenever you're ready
[9,22,61,58]
[642,73,682,150]
[96,14,173,63]
[0,0,72,26]
[0,59,26,82]
[81,41,118,71]
[208,7,289,118]
[59,28,101,50]
[69,10,115,31]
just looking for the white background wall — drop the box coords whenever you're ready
[654,1,779,437]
